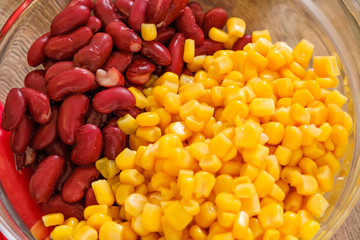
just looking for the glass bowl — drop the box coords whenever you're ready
[0,0,360,239]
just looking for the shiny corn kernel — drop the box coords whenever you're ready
[141,203,162,232]
[215,192,241,213]
[180,82,206,101]
[255,38,273,56]
[252,30,271,42]
[199,154,222,173]
[136,126,162,142]
[267,49,286,70]
[269,184,285,202]
[73,225,98,240]
[284,191,303,213]
[306,193,329,217]
[151,171,173,191]
[316,165,334,192]
[209,133,234,159]
[249,98,275,117]
[99,221,123,240]
[227,17,246,37]
[253,170,275,198]
[63,217,78,228]
[136,112,160,127]
[209,27,230,43]
[300,220,320,240]
[313,56,340,77]
[184,39,195,63]
[212,56,234,75]
[84,205,110,220]
[92,180,115,207]
[115,184,135,205]
[290,103,311,125]
[124,193,148,217]
[195,103,215,121]
[325,89,348,108]
[258,203,283,229]
[214,174,233,195]
[194,201,218,228]
[316,77,338,88]
[129,87,148,109]
[42,213,64,227]
[116,148,136,170]
[117,114,138,135]
[282,125,303,150]
[119,169,145,187]
[164,201,192,231]
[87,213,112,231]
[279,211,301,236]
[96,158,120,179]
[292,39,314,68]
[141,23,157,41]
[187,55,206,72]
[275,146,292,166]
[50,225,73,240]
[290,172,318,196]
[262,122,285,145]
[263,229,280,240]
[249,218,264,239]
[194,171,216,198]
[189,225,207,240]
[242,144,269,167]
[167,121,192,141]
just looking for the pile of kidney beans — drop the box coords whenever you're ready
[0,0,251,220]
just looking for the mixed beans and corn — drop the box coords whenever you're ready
[0,0,352,239]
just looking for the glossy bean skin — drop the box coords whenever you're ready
[106,117,119,127]
[61,166,99,203]
[24,70,47,94]
[146,0,172,24]
[85,188,98,207]
[55,160,74,193]
[94,0,121,27]
[43,59,57,70]
[103,51,133,73]
[126,57,156,85]
[188,2,204,26]
[102,125,126,160]
[96,67,125,88]
[10,116,34,153]
[27,32,51,67]
[71,124,103,166]
[128,0,149,32]
[201,7,228,36]
[51,5,90,35]
[114,0,134,19]
[30,107,59,151]
[45,61,75,82]
[1,88,26,131]
[45,138,71,159]
[74,33,113,72]
[195,38,223,56]
[41,194,84,220]
[47,68,95,101]
[86,16,102,33]
[113,107,142,118]
[233,34,252,51]
[21,88,52,125]
[165,33,185,76]
[92,87,136,114]
[57,94,89,146]
[106,21,142,52]
[29,155,65,204]
[156,0,189,29]
[141,41,172,66]
[86,107,108,128]
[66,0,94,9]
[44,27,93,61]
[155,27,176,45]
[175,6,204,45]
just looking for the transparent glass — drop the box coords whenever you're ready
[0,0,360,239]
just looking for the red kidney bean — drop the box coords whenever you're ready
[14,153,26,171]
[45,61,75,82]
[41,194,84,220]
[61,166,99,203]
[86,16,102,33]
[154,65,165,76]
[233,34,252,51]
[85,188,98,207]
[114,0,134,19]
[66,0,94,10]
[1,88,26,131]
[107,117,119,127]
[128,0,149,32]
[106,21,142,52]
[10,115,34,153]
[92,87,136,114]
[30,107,59,151]
[73,33,113,73]
[195,38,223,56]
[155,27,176,45]
[102,125,126,160]
[94,0,121,27]
[45,138,71,159]
[165,33,185,76]
[51,5,90,36]
[47,68,95,101]
[29,155,65,204]
[103,51,133,73]
[55,160,74,192]
[202,7,228,36]
[27,32,51,67]
[113,107,142,118]
[71,124,103,165]
[44,27,93,61]
[96,67,125,88]
[182,68,193,76]
[188,2,204,27]
[58,94,89,145]
[175,6,204,46]
[20,88,52,125]
[86,108,108,128]
[126,57,156,85]
[141,41,172,66]
[43,59,56,70]
[156,0,189,29]
[146,0,171,24]
[24,70,47,94]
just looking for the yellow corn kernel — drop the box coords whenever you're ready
[233,183,257,198]
[187,55,206,72]
[115,148,136,170]
[184,115,204,132]
[73,221,87,235]
[324,90,347,108]
[208,133,233,159]
[140,203,162,232]
[154,72,179,86]
[194,103,214,122]
[50,225,73,240]
[180,198,200,217]
[211,232,234,240]
[284,191,303,213]
[316,122,332,142]
[214,174,233,195]
[267,49,286,70]
[278,211,301,236]
[264,155,280,181]
[42,213,64,227]
[136,112,160,127]
[252,30,271,42]
[249,98,275,117]
[124,193,148,217]
[209,27,230,43]
[305,193,330,218]
[327,103,345,125]
[163,201,192,231]
[276,179,290,197]
[275,146,292,166]
[223,100,249,123]
[84,205,111,220]
[249,218,264,239]
[73,225,97,240]
[290,172,318,196]
[261,229,280,240]
[194,201,217,228]
[119,221,137,240]
[243,61,258,81]
[215,192,241,213]
[183,39,195,63]
[223,35,239,49]
[331,124,349,148]
[316,165,334,192]
[194,171,216,198]
[110,206,120,220]
[300,220,321,240]
[162,92,181,114]
[262,122,285,145]
[226,17,246,37]
[242,144,269,167]
[203,55,214,71]
[63,217,78,228]
[92,180,115,207]
[313,56,340,77]
[298,157,317,176]
[128,87,148,109]
[153,86,171,106]
[250,79,273,98]
[280,166,302,184]
[199,154,222,173]
[216,210,236,228]
[98,221,124,240]
[142,87,153,97]
[131,215,150,236]
[260,197,277,208]
[248,49,268,68]
[302,141,325,159]
[167,121,192,141]
[254,38,273,56]
[269,184,285,202]
[117,114,138,135]
[96,158,120,179]
[289,103,311,125]
[180,82,206,101]
[211,56,234,75]
[141,23,157,41]
[87,213,112,231]
[230,211,249,239]
[292,89,314,107]
[219,159,241,176]
[288,61,306,78]
[188,142,209,162]
[282,125,303,150]
[292,39,314,68]
[172,146,194,169]
[241,194,261,217]
[258,203,283,229]
[151,171,173,191]
[253,170,275,198]
[275,98,290,108]
[136,126,162,142]
[189,225,207,240]
[274,107,296,126]
[119,169,145,187]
